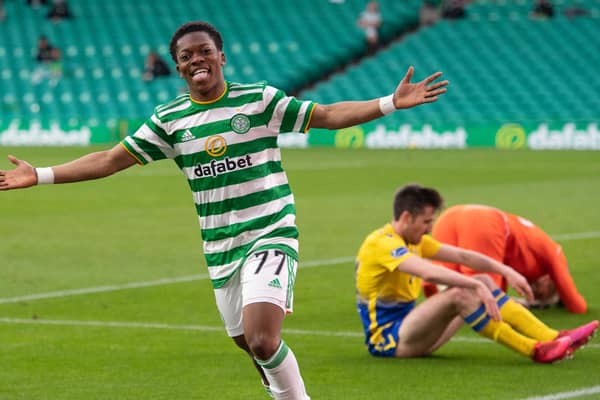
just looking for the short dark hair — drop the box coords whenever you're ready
[169,21,223,63]
[392,184,443,220]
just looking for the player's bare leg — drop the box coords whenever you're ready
[427,315,465,354]
[243,302,309,400]
[398,279,573,362]
[395,287,473,357]
[232,335,271,389]
[243,302,284,361]
[410,274,514,355]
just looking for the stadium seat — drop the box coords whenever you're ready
[302,3,600,125]
[1,0,597,126]
[1,0,422,120]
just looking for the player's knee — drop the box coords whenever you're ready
[446,287,479,311]
[232,335,252,353]
[245,332,281,360]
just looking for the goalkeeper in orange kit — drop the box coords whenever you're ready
[427,204,587,314]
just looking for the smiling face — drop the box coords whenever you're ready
[175,31,226,101]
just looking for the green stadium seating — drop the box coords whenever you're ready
[3,0,597,126]
[302,1,600,125]
[0,0,421,121]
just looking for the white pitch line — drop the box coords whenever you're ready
[0,230,598,305]
[0,317,598,350]
[521,386,600,400]
[0,274,210,304]
[1,318,597,400]
[551,231,600,241]
[0,317,364,337]
[0,317,226,333]
[0,256,355,304]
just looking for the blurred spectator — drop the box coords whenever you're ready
[530,0,554,19]
[420,0,442,27]
[35,35,60,63]
[357,1,381,55]
[142,51,171,81]
[442,0,466,19]
[0,0,5,22]
[47,0,72,21]
[32,35,62,86]
[563,6,589,19]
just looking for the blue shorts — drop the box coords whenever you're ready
[357,300,415,357]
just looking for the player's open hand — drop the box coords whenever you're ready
[393,66,448,109]
[506,268,535,302]
[0,155,37,190]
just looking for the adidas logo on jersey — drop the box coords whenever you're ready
[181,129,196,142]
[268,278,282,289]
[193,155,253,178]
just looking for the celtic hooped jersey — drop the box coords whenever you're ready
[121,81,316,288]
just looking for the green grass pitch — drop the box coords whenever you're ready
[1,147,599,399]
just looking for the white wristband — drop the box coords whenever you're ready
[35,167,55,185]
[379,94,396,115]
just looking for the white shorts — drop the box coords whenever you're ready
[214,249,298,337]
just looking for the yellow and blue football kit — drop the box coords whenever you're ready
[355,224,441,357]
[356,224,561,359]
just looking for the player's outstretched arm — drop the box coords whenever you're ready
[546,257,587,314]
[0,144,137,191]
[310,66,448,130]
[398,256,501,321]
[434,244,534,302]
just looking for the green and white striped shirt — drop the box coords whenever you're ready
[121,81,316,288]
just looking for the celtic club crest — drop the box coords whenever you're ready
[230,114,251,134]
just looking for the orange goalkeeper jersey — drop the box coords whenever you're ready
[431,204,587,314]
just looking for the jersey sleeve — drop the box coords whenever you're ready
[545,246,587,314]
[420,235,442,259]
[120,113,176,165]
[267,86,316,134]
[377,236,413,272]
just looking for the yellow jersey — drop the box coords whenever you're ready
[356,223,441,303]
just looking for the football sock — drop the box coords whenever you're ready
[465,304,537,357]
[255,340,310,400]
[493,289,558,342]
